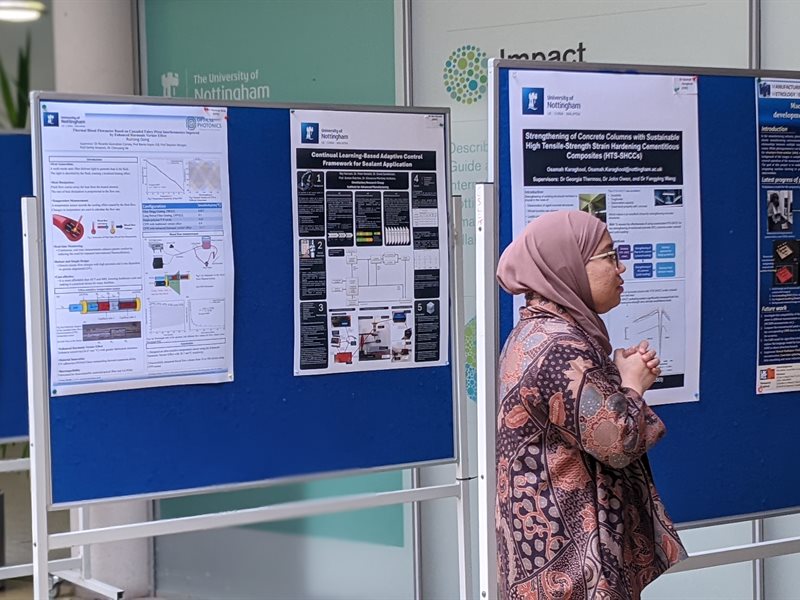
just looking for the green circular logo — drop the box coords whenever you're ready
[443,45,488,105]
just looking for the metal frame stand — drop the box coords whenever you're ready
[0,457,82,586]
[475,183,498,600]
[22,188,474,599]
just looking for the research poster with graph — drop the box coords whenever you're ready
[506,69,701,405]
[756,78,800,394]
[38,101,234,396]
[291,109,450,375]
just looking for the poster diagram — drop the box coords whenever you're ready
[291,110,450,375]
[327,250,413,308]
[626,307,672,355]
[39,101,234,396]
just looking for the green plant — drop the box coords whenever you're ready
[0,33,31,129]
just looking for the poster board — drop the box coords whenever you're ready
[0,133,31,442]
[490,61,800,523]
[30,94,460,507]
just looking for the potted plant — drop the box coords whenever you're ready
[0,33,30,129]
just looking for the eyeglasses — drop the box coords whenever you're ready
[587,248,620,269]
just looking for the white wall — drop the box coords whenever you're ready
[52,0,135,94]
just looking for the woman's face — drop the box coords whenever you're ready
[585,231,626,313]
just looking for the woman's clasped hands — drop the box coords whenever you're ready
[613,340,661,396]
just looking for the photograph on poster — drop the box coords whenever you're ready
[578,193,607,221]
[767,190,793,233]
[654,189,683,206]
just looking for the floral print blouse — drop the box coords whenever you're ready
[496,297,686,600]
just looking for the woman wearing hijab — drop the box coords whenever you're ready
[495,210,685,600]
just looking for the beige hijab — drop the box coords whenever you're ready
[496,210,612,355]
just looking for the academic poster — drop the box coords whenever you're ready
[506,68,702,405]
[756,78,800,393]
[38,101,235,396]
[291,110,450,375]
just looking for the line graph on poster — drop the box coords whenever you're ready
[142,157,222,199]
[606,281,686,377]
[617,304,682,374]
[624,307,672,355]
[189,299,226,331]
[147,299,225,333]
[148,301,186,332]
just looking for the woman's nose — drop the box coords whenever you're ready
[618,261,627,274]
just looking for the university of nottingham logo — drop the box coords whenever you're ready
[443,45,488,105]
[301,122,319,144]
[522,87,544,115]
[161,72,180,97]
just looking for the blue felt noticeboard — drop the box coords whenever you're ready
[495,64,800,524]
[0,133,32,442]
[33,103,456,505]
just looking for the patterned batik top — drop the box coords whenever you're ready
[496,297,686,600]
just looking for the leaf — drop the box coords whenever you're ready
[15,32,31,128]
[0,59,18,128]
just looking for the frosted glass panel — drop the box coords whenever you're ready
[156,524,414,599]
[765,512,800,600]
[644,522,753,600]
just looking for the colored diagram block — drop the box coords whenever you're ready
[656,243,677,259]
[633,244,653,260]
[656,262,676,277]
[155,272,191,294]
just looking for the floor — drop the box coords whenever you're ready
[0,579,33,600]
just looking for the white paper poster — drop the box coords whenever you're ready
[38,101,234,396]
[291,110,450,375]
[506,69,702,405]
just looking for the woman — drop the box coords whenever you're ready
[495,210,685,600]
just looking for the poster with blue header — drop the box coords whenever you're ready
[757,79,800,393]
